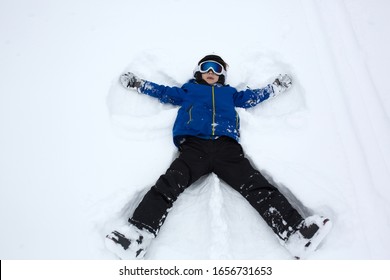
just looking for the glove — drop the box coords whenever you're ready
[271,74,292,97]
[120,72,143,89]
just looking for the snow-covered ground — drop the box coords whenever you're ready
[1,0,390,259]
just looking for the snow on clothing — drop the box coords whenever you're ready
[130,136,304,240]
[129,79,304,241]
[138,79,274,146]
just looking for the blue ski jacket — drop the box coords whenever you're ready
[138,79,274,147]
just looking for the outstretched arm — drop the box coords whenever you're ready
[119,72,185,106]
[234,74,292,108]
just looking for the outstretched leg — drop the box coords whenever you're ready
[213,138,332,259]
[106,138,212,259]
[130,137,212,235]
[213,138,303,240]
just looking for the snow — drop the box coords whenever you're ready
[0,0,389,260]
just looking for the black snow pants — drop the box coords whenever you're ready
[129,136,303,241]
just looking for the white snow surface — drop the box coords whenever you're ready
[1,0,390,260]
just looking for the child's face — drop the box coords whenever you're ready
[201,71,219,85]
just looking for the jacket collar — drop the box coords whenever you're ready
[189,78,224,87]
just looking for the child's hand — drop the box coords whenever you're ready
[271,74,292,97]
[120,72,143,89]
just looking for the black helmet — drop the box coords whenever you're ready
[194,54,228,85]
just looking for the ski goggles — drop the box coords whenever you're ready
[194,60,227,76]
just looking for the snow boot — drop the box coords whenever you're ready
[283,215,332,259]
[105,224,154,259]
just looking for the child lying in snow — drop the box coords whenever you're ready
[106,54,332,259]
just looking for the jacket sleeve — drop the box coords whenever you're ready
[233,84,274,108]
[138,80,185,106]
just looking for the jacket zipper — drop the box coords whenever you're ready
[211,85,216,136]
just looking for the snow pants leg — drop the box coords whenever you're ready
[212,137,303,240]
[129,137,212,235]
[129,137,303,240]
